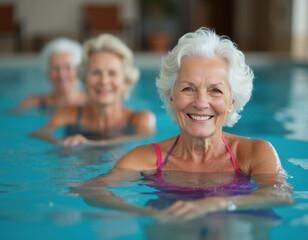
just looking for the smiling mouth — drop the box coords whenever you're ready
[187,114,213,121]
[58,79,70,85]
[96,89,112,94]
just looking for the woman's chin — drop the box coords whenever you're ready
[187,131,213,139]
[95,100,115,107]
[56,85,72,93]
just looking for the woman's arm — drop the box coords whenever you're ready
[30,110,156,146]
[7,95,41,113]
[157,172,294,222]
[29,125,62,144]
[71,146,157,214]
[18,95,41,109]
[29,107,77,144]
[71,168,156,214]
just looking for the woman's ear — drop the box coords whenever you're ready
[169,96,174,109]
[123,79,129,90]
[120,80,130,99]
[227,99,235,113]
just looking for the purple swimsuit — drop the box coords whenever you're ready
[141,135,256,209]
[142,135,280,219]
[149,135,252,191]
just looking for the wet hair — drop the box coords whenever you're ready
[40,38,82,72]
[156,27,254,127]
[78,34,139,100]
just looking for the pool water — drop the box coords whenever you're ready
[0,59,308,240]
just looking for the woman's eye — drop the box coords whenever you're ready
[90,70,100,75]
[212,88,222,94]
[50,66,59,72]
[109,70,117,76]
[182,87,194,92]
[65,65,72,71]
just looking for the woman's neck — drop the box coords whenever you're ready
[88,102,125,129]
[175,131,225,164]
[53,87,81,103]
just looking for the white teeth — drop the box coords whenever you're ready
[190,115,211,121]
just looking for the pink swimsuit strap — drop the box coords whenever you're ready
[151,142,162,169]
[151,134,237,171]
[221,135,237,170]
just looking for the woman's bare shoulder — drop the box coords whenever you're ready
[236,136,275,154]
[130,110,157,135]
[249,138,279,161]
[77,91,88,105]
[233,135,281,174]
[49,106,80,127]
[115,144,158,171]
[133,110,155,118]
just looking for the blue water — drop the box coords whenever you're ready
[0,59,308,240]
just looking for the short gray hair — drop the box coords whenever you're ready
[156,27,254,127]
[40,38,82,72]
[78,34,139,100]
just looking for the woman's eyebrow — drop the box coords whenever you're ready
[209,82,226,87]
[180,81,226,88]
[180,81,195,86]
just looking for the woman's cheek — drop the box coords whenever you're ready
[84,79,94,93]
[214,97,229,112]
[113,76,125,86]
[173,94,191,110]
[69,69,77,80]
[85,77,96,87]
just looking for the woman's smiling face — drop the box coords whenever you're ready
[85,52,127,106]
[170,57,234,138]
[48,52,78,93]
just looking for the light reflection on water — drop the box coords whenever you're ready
[275,67,308,141]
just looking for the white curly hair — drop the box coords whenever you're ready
[40,38,82,72]
[156,27,254,127]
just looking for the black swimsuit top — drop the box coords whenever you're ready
[65,106,136,140]
[37,96,57,115]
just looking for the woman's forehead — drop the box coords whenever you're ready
[180,57,228,71]
[177,58,229,83]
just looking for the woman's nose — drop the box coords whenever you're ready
[58,68,68,79]
[98,73,109,84]
[193,91,210,109]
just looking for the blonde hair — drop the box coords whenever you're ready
[78,34,139,99]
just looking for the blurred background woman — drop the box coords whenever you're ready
[17,38,87,111]
[30,34,156,146]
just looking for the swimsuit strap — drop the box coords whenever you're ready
[151,135,180,170]
[151,143,162,169]
[221,135,237,170]
[152,135,236,171]
[160,135,180,170]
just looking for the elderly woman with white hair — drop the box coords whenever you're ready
[74,28,294,221]
[30,34,156,146]
[18,38,87,110]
